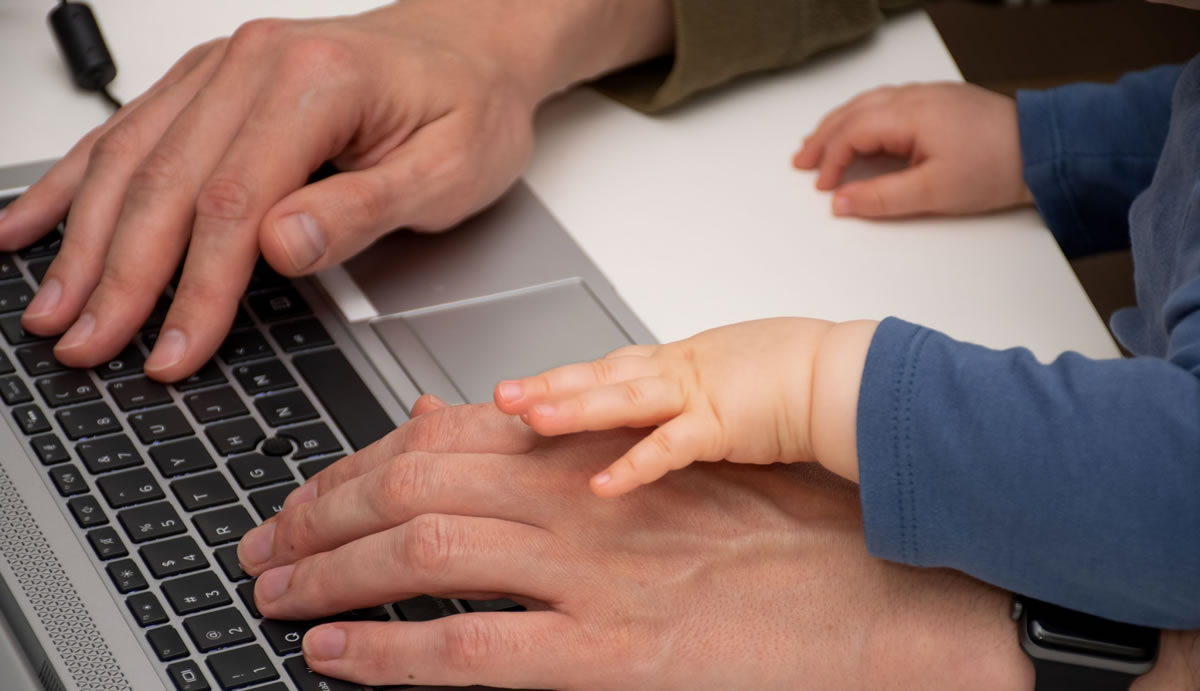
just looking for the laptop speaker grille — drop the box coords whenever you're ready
[0,464,130,690]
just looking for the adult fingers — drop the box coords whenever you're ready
[49,44,259,367]
[282,403,536,510]
[254,514,563,620]
[831,166,941,219]
[520,376,685,437]
[591,416,712,497]
[302,612,579,689]
[0,41,219,254]
[241,448,543,575]
[493,355,660,414]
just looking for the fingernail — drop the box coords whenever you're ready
[238,522,276,568]
[283,482,317,509]
[592,471,612,486]
[833,195,853,216]
[496,381,523,402]
[24,277,62,318]
[305,626,347,661]
[145,328,187,371]
[531,403,555,418]
[274,213,325,271]
[255,563,294,604]
[55,313,95,350]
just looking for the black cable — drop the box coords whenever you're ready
[100,86,122,110]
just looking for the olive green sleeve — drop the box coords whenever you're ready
[594,0,917,113]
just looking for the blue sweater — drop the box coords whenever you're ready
[856,61,1200,630]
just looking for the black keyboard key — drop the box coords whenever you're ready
[95,345,147,380]
[0,375,31,404]
[49,464,87,496]
[77,435,142,474]
[283,656,360,691]
[259,436,293,457]
[163,571,231,615]
[167,659,211,691]
[247,260,288,292]
[0,349,12,374]
[140,536,209,579]
[25,257,51,285]
[236,580,261,619]
[218,330,272,365]
[184,608,254,652]
[261,619,314,655]
[0,315,41,346]
[284,422,341,460]
[57,401,121,439]
[393,595,461,622]
[97,468,164,508]
[107,559,148,593]
[175,360,227,392]
[193,506,256,546]
[462,598,526,613]
[36,370,100,407]
[87,526,128,560]
[150,438,216,477]
[207,644,279,689]
[68,495,108,528]
[214,545,248,581]
[269,319,332,353]
[127,591,169,627]
[0,255,19,280]
[172,472,238,511]
[145,296,171,329]
[232,360,295,395]
[15,341,64,376]
[18,229,62,259]
[248,483,297,521]
[129,407,193,444]
[13,404,51,434]
[228,453,292,489]
[249,287,310,323]
[206,417,264,456]
[30,433,69,465]
[185,387,248,423]
[118,501,186,543]
[232,307,253,329]
[0,280,33,313]
[147,625,188,661]
[108,376,172,411]
[298,456,341,479]
[254,390,318,427]
[293,350,395,451]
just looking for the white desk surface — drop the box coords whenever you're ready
[0,1,1120,361]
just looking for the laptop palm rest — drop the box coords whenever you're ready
[370,279,633,404]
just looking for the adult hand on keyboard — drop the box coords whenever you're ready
[232,399,1043,690]
[0,0,673,381]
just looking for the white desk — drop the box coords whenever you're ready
[0,2,1120,360]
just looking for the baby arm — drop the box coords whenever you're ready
[493,318,878,496]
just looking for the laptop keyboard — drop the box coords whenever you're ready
[0,202,524,691]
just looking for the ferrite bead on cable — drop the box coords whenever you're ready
[48,2,116,91]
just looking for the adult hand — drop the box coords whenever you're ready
[793,82,1034,219]
[235,402,1037,689]
[0,0,672,381]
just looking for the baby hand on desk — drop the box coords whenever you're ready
[494,317,877,496]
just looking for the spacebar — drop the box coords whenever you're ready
[292,350,397,451]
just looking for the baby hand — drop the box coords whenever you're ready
[495,318,857,496]
[793,82,1033,219]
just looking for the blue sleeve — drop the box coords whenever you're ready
[1018,65,1181,259]
[856,314,1200,629]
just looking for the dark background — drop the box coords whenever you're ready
[928,0,1200,332]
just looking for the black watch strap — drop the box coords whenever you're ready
[1032,658,1137,691]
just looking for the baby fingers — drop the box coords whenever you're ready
[518,376,685,436]
[494,355,659,413]
[590,416,711,497]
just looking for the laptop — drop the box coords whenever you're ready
[0,157,655,691]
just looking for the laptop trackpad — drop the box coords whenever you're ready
[370,279,634,404]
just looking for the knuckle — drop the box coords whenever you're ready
[402,513,455,575]
[279,35,355,80]
[195,175,255,222]
[648,429,676,462]
[90,124,141,167]
[589,358,619,386]
[97,260,145,299]
[619,380,646,408]
[443,616,499,673]
[228,18,287,55]
[337,174,386,226]
[128,145,187,197]
[399,413,454,453]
